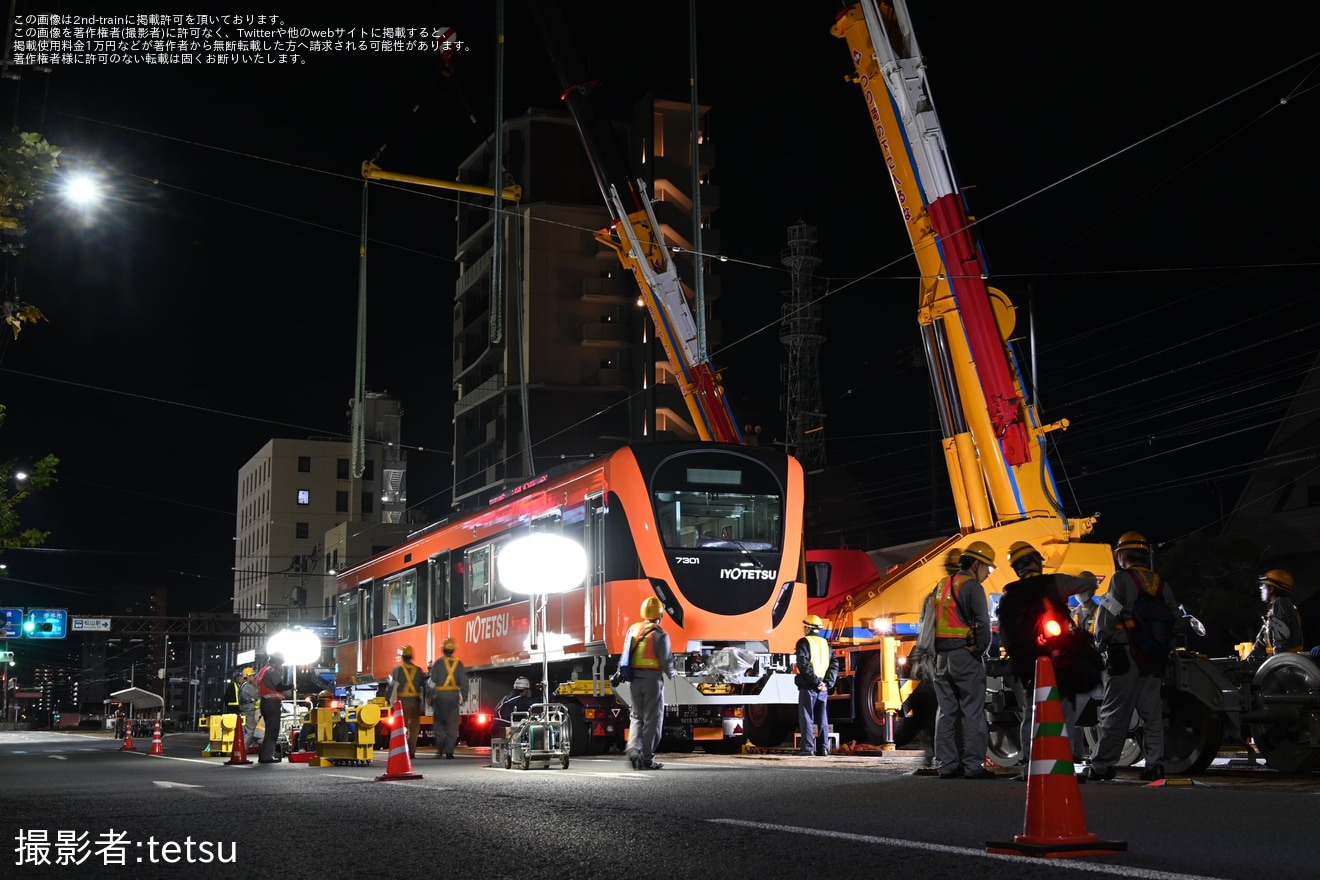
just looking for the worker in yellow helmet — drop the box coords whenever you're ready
[795,615,839,756]
[1252,570,1302,658]
[931,540,997,780]
[429,637,469,759]
[389,645,428,759]
[618,596,675,770]
[1084,530,1181,783]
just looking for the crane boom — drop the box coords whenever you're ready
[532,3,742,444]
[833,0,1082,532]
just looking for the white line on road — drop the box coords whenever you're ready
[707,819,1229,880]
[152,781,203,789]
[48,755,68,760]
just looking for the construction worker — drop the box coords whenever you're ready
[1251,570,1303,658]
[429,637,469,759]
[388,645,428,759]
[223,670,244,716]
[494,676,534,731]
[255,652,286,764]
[619,596,675,770]
[1083,531,1181,782]
[795,615,839,756]
[931,541,996,780]
[238,667,259,747]
[994,542,1097,778]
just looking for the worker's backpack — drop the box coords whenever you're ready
[1124,570,1178,674]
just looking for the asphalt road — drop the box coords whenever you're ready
[1,730,1314,880]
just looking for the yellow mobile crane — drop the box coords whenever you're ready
[795,0,1114,761]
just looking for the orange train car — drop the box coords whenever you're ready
[335,442,808,754]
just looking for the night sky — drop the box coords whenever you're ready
[1,1,1316,653]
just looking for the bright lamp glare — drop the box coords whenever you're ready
[266,627,321,666]
[498,534,587,595]
[65,175,101,205]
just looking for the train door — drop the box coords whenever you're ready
[428,551,451,660]
[585,493,607,646]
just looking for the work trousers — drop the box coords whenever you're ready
[630,671,665,766]
[798,687,830,754]
[1090,645,1164,773]
[432,691,461,756]
[932,647,988,775]
[258,697,282,762]
[399,697,422,757]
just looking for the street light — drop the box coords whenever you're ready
[498,534,588,709]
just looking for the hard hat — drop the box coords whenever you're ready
[944,548,963,573]
[513,676,530,690]
[1259,569,1294,593]
[640,596,663,621]
[400,644,413,657]
[962,541,996,568]
[318,690,335,700]
[803,614,824,630]
[442,637,456,652]
[1115,531,1150,553]
[1007,541,1041,569]
[242,667,254,677]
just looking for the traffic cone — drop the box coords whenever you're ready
[119,726,136,752]
[224,715,253,766]
[987,655,1126,858]
[148,718,165,756]
[375,701,423,781]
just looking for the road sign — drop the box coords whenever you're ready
[0,608,21,638]
[24,608,68,639]
[70,617,112,632]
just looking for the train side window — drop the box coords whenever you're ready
[336,592,359,643]
[383,570,417,631]
[466,546,492,608]
[806,561,830,600]
[431,554,451,622]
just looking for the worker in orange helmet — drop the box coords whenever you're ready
[930,541,997,780]
[618,597,675,771]
[1252,570,1303,658]
[388,645,427,759]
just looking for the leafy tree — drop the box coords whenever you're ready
[1,129,60,338]
[0,405,58,555]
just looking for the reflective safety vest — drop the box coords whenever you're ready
[628,623,661,669]
[804,634,831,677]
[256,665,283,698]
[397,662,421,698]
[224,681,242,711]
[433,657,461,691]
[935,573,975,641]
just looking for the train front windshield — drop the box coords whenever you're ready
[653,456,783,552]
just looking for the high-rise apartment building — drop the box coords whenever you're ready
[450,99,718,509]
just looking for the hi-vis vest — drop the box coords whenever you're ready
[803,634,831,677]
[935,573,975,641]
[397,662,421,698]
[628,623,661,669]
[256,665,282,698]
[224,681,242,710]
[433,657,461,691]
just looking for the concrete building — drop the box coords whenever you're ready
[449,99,719,509]
[232,393,407,654]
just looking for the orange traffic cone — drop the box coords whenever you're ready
[224,715,252,766]
[375,701,423,781]
[148,717,165,756]
[987,655,1126,858]
[119,725,136,752]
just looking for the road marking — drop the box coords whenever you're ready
[707,819,1229,880]
[153,780,203,789]
[48,755,68,760]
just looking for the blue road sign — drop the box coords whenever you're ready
[0,607,21,638]
[24,608,68,639]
